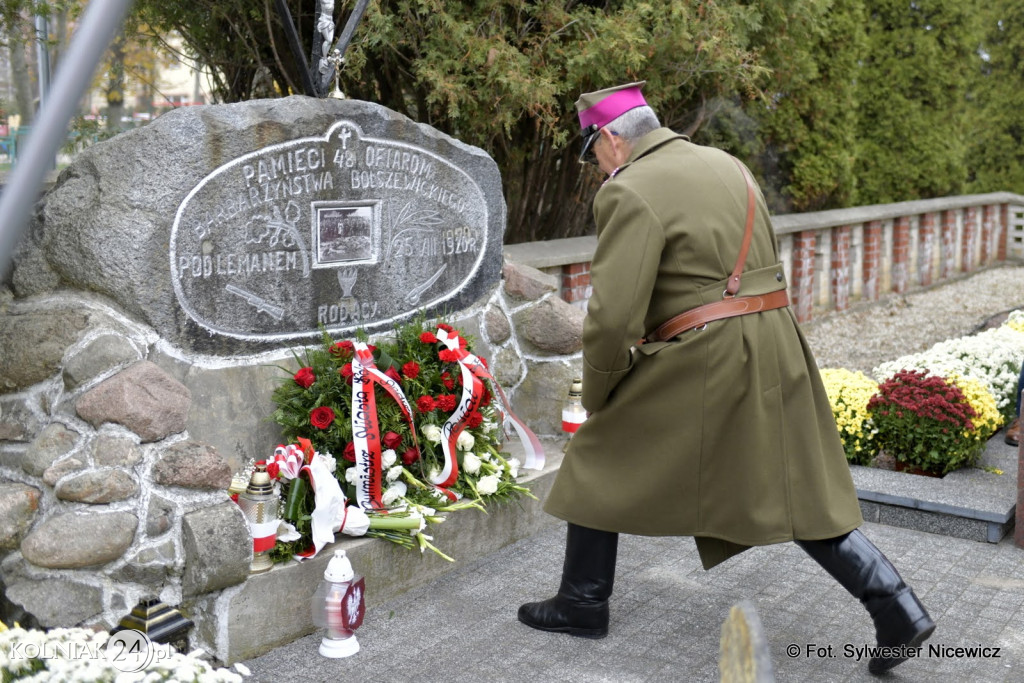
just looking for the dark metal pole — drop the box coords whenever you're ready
[273,0,317,97]
[319,0,371,94]
[0,0,135,280]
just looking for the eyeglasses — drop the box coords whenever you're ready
[578,124,600,165]
[578,125,618,165]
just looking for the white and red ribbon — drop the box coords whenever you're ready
[351,342,419,510]
[270,444,304,480]
[435,329,545,477]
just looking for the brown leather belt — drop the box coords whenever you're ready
[640,156,790,345]
[643,288,790,342]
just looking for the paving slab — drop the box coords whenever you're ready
[242,521,1024,682]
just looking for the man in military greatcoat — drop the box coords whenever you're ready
[517,82,935,676]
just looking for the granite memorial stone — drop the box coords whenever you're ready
[14,97,505,355]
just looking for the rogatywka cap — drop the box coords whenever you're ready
[574,81,648,133]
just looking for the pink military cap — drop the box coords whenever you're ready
[575,81,648,132]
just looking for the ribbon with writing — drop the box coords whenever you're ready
[351,342,419,510]
[434,329,546,482]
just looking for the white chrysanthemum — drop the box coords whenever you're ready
[462,453,481,475]
[421,424,442,444]
[507,457,522,479]
[456,431,475,451]
[386,465,403,482]
[477,474,499,495]
[382,481,408,506]
[873,323,1024,414]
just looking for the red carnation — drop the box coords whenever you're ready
[419,331,438,344]
[310,406,336,429]
[417,396,436,413]
[343,442,356,462]
[402,361,420,380]
[480,389,492,406]
[266,461,281,479]
[329,340,354,359]
[385,367,402,384]
[437,394,458,412]
[465,411,484,428]
[439,349,460,363]
[382,431,402,450]
[294,367,316,389]
[339,362,354,385]
[441,371,455,390]
[401,447,420,465]
[437,323,454,333]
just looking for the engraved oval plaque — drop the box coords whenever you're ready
[170,121,491,341]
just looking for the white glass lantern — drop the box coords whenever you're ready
[236,463,279,574]
[312,549,366,658]
[561,377,587,438]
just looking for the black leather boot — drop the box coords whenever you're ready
[517,523,618,638]
[798,529,935,675]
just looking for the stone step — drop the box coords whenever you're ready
[196,438,565,665]
[851,431,1018,544]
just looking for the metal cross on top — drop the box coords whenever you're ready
[273,0,372,98]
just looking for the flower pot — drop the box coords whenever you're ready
[893,459,945,478]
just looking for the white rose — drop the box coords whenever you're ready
[382,449,398,468]
[422,424,442,444]
[386,465,403,482]
[457,431,475,451]
[381,481,407,506]
[463,453,481,475]
[477,474,499,495]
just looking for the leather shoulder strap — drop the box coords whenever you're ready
[725,157,756,296]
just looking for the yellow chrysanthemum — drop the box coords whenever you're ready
[1004,310,1024,335]
[820,368,880,464]
[949,374,1002,441]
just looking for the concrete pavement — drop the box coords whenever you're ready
[242,518,1024,682]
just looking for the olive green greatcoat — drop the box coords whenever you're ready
[544,129,863,569]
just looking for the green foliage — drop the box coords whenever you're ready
[737,0,864,212]
[130,1,1024,237]
[965,0,1024,195]
[852,0,982,204]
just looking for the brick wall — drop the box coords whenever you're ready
[503,194,1024,325]
[560,262,591,310]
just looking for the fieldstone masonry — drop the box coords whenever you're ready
[0,96,584,663]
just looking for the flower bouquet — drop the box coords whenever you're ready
[263,318,543,562]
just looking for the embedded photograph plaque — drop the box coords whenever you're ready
[169,120,494,343]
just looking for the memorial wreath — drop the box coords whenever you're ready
[263,318,544,562]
